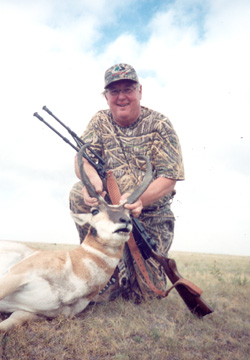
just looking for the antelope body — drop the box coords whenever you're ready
[0,205,131,331]
[0,149,152,331]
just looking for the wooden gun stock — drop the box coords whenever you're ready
[151,251,214,317]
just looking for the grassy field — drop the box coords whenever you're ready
[0,243,249,360]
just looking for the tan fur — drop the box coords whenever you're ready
[0,273,27,300]
[9,250,67,274]
[70,235,123,279]
[0,205,132,332]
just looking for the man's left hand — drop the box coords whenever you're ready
[120,192,143,218]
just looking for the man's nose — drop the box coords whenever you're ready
[117,90,126,99]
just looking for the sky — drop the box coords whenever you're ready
[0,0,249,256]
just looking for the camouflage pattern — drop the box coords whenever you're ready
[104,63,139,88]
[69,182,91,242]
[69,105,184,301]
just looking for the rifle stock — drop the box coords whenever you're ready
[151,251,213,317]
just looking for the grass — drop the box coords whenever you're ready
[0,243,250,360]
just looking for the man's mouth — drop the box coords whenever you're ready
[117,103,129,108]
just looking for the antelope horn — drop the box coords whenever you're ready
[77,144,102,200]
[126,156,153,204]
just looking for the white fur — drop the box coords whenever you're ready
[0,206,132,332]
[81,243,121,267]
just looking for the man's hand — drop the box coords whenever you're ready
[75,155,106,206]
[120,192,143,218]
[82,186,106,207]
[81,165,106,207]
[120,177,176,217]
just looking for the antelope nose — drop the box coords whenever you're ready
[120,217,132,226]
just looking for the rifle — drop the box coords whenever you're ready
[33,107,213,318]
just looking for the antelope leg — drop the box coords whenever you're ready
[0,274,26,299]
[0,311,39,332]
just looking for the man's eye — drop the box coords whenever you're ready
[124,88,132,94]
[91,209,99,216]
[110,90,119,96]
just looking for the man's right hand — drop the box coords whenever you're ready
[82,185,106,207]
[75,155,105,206]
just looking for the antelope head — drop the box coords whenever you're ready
[71,144,153,247]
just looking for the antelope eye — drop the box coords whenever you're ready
[91,208,99,216]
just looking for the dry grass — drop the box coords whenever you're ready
[0,243,250,360]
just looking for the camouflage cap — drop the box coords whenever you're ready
[104,63,139,88]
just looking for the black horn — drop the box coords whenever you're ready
[77,144,102,200]
[126,156,153,204]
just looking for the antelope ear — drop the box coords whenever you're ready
[70,212,92,226]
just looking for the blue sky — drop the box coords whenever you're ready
[0,0,249,256]
[98,1,173,45]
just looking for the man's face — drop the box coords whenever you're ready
[105,80,142,127]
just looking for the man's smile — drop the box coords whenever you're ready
[117,103,129,108]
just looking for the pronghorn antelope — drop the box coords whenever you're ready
[0,151,152,331]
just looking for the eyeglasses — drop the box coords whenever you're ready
[107,85,138,98]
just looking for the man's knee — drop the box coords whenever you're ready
[69,181,90,214]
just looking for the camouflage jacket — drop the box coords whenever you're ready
[81,106,184,218]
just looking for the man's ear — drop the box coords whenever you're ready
[104,91,109,105]
[139,84,142,100]
[70,212,91,226]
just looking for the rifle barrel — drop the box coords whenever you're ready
[33,112,79,152]
[33,108,106,178]
[42,106,84,148]
[41,106,105,166]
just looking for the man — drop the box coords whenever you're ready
[70,63,184,302]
